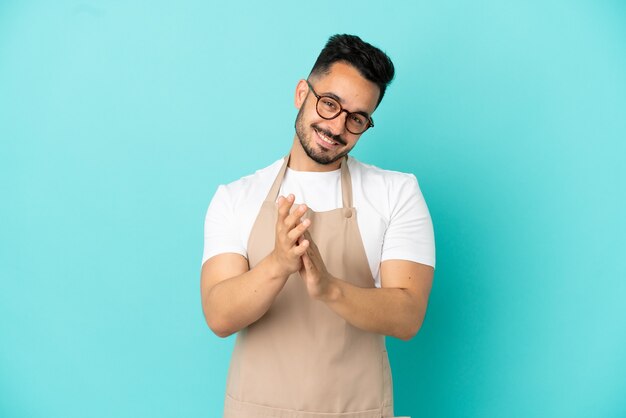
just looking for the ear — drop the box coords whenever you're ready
[294,79,309,109]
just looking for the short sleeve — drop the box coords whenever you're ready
[202,185,247,265]
[381,175,436,268]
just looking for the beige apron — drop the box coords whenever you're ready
[224,156,394,417]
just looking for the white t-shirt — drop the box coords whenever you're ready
[202,156,435,287]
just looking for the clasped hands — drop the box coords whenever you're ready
[270,194,334,300]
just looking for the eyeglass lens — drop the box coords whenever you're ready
[316,96,369,134]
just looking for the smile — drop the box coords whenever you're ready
[314,128,339,147]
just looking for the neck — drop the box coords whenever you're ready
[288,136,343,172]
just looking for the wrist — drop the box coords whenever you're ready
[265,251,290,281]
[320,276,342,303]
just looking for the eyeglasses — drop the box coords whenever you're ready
[306,80,374,135]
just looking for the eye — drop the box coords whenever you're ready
[322,98,338,110]
[350,114,366,126]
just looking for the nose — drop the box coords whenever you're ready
[327,110,349,136]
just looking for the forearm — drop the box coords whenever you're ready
[322,277,428,340]
[203,254,287,337]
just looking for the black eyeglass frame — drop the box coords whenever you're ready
[306,80,374,135]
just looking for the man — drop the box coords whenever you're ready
[201,34,435,417]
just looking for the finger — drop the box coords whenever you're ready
[284,203,308,230]
[301,252,316,274]
[276,194,295,228]
[305,245,318,262]
[287,218,311,243]
[293,239,309,257]
[302,232,319,258]
[301,234,316,259]
[301,252,311,268]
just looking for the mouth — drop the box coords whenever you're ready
[313,126,344,148]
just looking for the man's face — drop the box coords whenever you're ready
[294,62,380,166]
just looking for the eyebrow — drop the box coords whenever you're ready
[319,90,344,104]
[319,90,372,118]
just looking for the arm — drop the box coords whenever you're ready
[300,239,433,340]
[201,253,285,338]
[201,194,310,338]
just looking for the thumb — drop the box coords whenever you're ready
[301,253,313,271]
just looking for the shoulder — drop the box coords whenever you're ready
[348,158,435,268]
[347,156,422,200]
[218,158,284,205]
[348,156,417,181]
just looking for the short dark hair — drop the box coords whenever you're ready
[309,34,395,107]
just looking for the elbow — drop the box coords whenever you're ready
[391,290,430,341]
[396,332,415,342]
[206,317,236,338]
[203,309,237,338]
[396,328,417,341]
[212,328,235,339]
[201,294,237,338]
[395,319,424,341]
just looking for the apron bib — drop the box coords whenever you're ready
[224,156,393,417]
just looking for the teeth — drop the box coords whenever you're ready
[317,129,337,145]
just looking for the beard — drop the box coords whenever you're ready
[294,105,350,165]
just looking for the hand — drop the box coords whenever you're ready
[299,231,334,300]
[270,194,311,279]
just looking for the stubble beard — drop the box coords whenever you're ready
[294,105,351,166]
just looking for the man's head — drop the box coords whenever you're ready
[294,34,395,167]
[309,34,395,108]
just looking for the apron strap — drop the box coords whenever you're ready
[264,156,290,203]
[340,157,353,209]
[264,155,353,208]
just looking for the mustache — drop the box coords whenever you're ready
[311,124,346,146]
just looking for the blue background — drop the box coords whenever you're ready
[1,1,625,417]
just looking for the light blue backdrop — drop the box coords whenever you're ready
[1,1,625,417]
